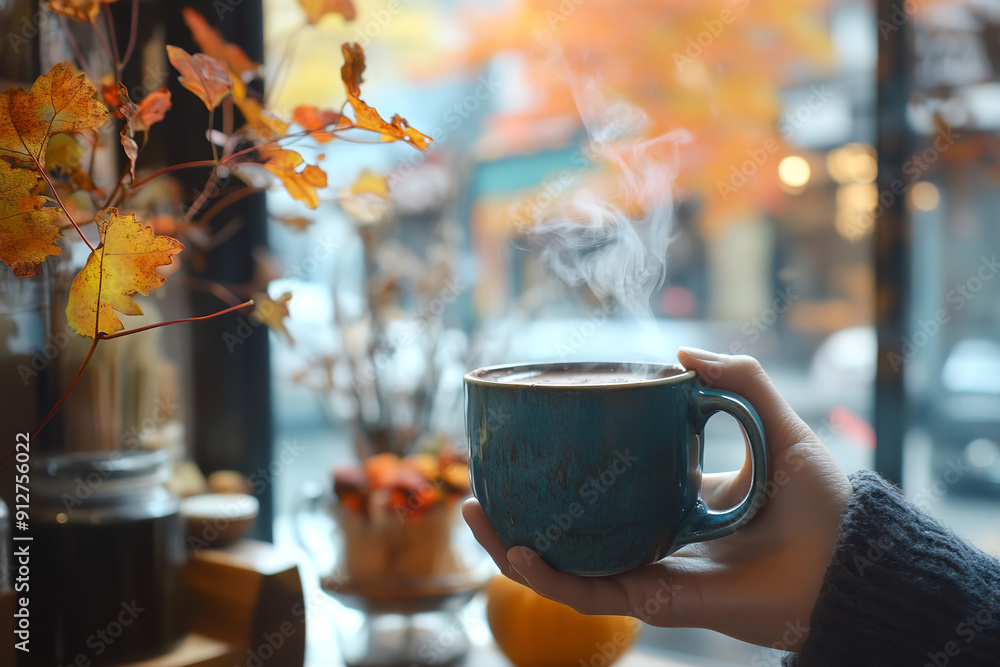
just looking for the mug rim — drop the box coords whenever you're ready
[464,361,696,389]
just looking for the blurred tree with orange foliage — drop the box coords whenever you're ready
[464,0,833,236]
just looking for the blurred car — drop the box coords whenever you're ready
[929,338,1000,498]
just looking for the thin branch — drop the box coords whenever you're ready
[89,16,118,75]
[34,157,94,252]
[208,106,219,164]
[58,16,89,72]
[183,168,221,223]
[182,276,245,306]
[104,163,133,209]
[23,336,99,448]
[99,300,254,340]
[103,2,122,74]
[264,33,300,108]
[120,0,140,69]
[194,186,262,230]
[128,160,218,189]
[223,95,234,136]
[30,234,109,442]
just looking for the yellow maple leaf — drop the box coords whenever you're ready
[65,208,184,337]
[252,291,294,345]
[0,63,109,169]
[0,161,63,277]
[260,148,328,209]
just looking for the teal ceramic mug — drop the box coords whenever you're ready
[465,361,768,575]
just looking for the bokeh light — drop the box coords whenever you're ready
[910,181,940,211]
[778,156,811,188]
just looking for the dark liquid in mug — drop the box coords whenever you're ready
[29,513,186,666]
[497,367,673,386]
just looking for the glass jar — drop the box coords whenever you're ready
[0,497,8,593]
[30,449,186,666]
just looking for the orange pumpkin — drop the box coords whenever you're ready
[486,575,641,667]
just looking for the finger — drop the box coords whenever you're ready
[507,546,706,627]
[678,347,814,453]
[701,470,750,510]
[461,498,529,586]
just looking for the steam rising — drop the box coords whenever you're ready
[524,82,689,319]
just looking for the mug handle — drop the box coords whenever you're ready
[673,384,769,547]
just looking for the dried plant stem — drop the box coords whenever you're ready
[120,0,140,70]
[100,299,253,340]
[33,157,94,252]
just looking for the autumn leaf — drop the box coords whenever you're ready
[46,133,99,193]
[65,208,184,337]
[350,169,389,197]
[0,63,110,169]
[166,45,232,111]
[231,74,288,141]
[0,161,63,277]
[260,148,328,209]
[120,125,138,181]
[182,8,258,76]
[116,85,171,180]
[46,0,118,22]
[299,0,356,24]
[99,76,119,113]
[292,105,345,143]
[339,43,431,149]
[340,169,390,225]
[252,291,293,345]
[131,88,172,133]
[272,215,313,231]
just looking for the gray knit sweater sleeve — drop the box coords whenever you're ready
[783,469,1000,666]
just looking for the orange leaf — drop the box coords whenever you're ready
[299,0,356,24]
[166,45,232,111]
[0,161,63,277]
[339,43,431,150]
[65,208,184,337]
[231,73,288,140]
[260,148,328,209]
[291,105,344,143]
[182,8,258,76]
[0,63,110,169]
[99,76,119,113]
[116,85,171,180]
[252,291,293,345]
[46,0,118,22]
[131,88,172,133]
[272,215,313,231]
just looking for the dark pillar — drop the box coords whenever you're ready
[874,0,912,487]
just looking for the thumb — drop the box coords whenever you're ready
[677,347,813,453]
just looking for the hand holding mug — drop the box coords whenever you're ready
[463,349,853,650]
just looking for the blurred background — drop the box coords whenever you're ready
[3,0,1000,664]
[251,0,1000,663]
